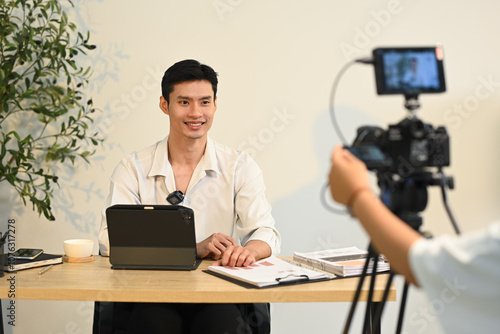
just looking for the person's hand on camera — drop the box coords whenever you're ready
[328,145,371,206]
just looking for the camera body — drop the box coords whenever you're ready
[349,117,450,174]
[343,46,452,218]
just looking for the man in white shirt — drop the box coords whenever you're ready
[402,57,427,88]
[98,59,280,333]
[328,145,500,333]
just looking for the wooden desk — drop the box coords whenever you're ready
[0,256,396,303]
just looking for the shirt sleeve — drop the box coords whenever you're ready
[233,154,281,255]
[98,159,141,256]
[408,222,500,333]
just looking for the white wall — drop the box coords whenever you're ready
[2,0,500,333]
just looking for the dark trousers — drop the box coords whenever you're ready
[126,303,252,334]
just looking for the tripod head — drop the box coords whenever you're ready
[377,168,454,231]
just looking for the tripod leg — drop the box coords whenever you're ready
[395,282,410,334]
[342,247,376,334]
[371,272,395,334]
[362,257,379,334]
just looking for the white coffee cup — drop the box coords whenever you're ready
[63,239,94,258]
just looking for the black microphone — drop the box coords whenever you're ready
[166,190,184,205]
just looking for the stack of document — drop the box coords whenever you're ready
[205,256,331,288]
[293,246,390,277]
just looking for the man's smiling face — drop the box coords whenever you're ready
[160,80,217,142]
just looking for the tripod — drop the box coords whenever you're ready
[341,217,419,334]
[341,168,459,334]
[341,94,461,333]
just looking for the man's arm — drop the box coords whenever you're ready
[196,233,236,260]
[329,145,421,285]
[197,233,272,267]
[99,161,141,256]
[215,240,272,267]
[208,153,280,267]
[236,157,281,245]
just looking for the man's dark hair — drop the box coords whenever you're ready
[161,59,218,104]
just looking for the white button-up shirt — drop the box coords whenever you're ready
[409,221,500,333]
[98,136,281,256]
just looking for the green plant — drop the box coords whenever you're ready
[0,0,101,220]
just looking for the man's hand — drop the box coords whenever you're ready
[215,245,257,267]
[196,233,236,260]
[213,240,271,267]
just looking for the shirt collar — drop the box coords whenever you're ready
[148,136,220,178]
[203,137,220,175]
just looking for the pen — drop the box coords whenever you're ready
[38,265,53,275]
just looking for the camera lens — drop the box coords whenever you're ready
[409,120,426,138]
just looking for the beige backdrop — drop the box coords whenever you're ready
[1,0,500,333]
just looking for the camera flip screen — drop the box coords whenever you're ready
[346,145,392,169]
[373,46,446,96]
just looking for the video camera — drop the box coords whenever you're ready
[345,46,453,221]
[338,47,459,334]
[348,117,450,174]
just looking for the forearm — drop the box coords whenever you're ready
[215,239,272,267]
[351,190,422,285]
[244,240,272,261]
